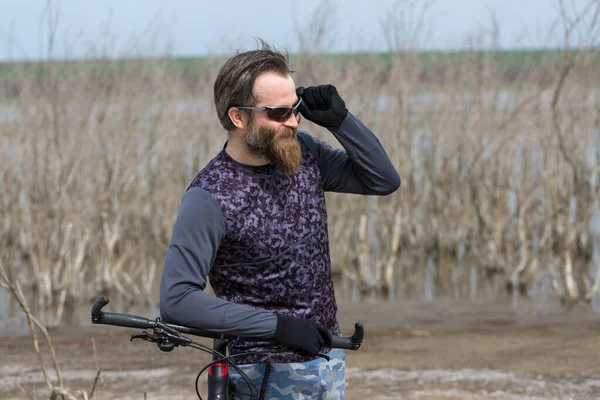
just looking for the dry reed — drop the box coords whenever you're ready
[1,0,600,324]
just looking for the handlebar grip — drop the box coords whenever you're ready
[91,296,109,319]
[91,296,152,330]
[330,322,363,350]
[95,311,152,329]
[351,322,364,343]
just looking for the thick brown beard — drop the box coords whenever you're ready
[243,121,302,174]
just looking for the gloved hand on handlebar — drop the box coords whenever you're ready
[274,315,332,357]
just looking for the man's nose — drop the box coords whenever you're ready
[283,112,300,128]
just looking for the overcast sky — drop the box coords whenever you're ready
[0,0,595,61]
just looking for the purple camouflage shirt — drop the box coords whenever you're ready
[160,113,400,365]
[189,135,340,363]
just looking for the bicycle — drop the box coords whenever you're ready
[91,296,364,399]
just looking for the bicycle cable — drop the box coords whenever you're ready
[190,343,290,400]
[187,342,266,400]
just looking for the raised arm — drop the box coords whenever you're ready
[296,85,400,195]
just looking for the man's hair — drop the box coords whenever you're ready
[214,38,292,131]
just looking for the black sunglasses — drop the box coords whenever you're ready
[236,97,302,123]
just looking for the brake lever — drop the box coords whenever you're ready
[131,331,159,343]
[130,331,178,352]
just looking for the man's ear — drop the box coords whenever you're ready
[228,107,247,130]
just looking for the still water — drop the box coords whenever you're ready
[1,250,594,337]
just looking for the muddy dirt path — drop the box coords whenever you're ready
[2,298,600,399]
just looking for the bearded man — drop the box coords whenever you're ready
[159,40,400,399]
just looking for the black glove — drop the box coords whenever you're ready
[296,84,348,129]
[274,315,332,357]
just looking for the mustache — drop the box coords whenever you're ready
[276,127,297,140]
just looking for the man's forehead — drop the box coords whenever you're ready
[253,72,296,105]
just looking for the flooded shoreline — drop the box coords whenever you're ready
[4,257,599,337]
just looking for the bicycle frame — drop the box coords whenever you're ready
[91,296,364,400]
[207,339,230,399]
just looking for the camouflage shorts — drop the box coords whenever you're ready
[229,349,346,400]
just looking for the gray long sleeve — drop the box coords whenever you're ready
[159,187,277,338]
[298,112,401,195]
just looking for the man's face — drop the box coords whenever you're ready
[242,71,302,174]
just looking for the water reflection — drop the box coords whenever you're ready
[0,287,161,336]
[0,288,28,335]
[590,200,600,312]
[1,250,595,338]
[424,256,436,302]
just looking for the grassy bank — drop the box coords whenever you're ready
[1,48,598,82]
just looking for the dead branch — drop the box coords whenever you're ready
[384,211,403,294]
[357,214,371,290]
[510,186,542,283]
[88,338,102,399]
[0,259,100,400]
[1,261,57,392]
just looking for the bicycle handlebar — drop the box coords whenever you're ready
[92,296,227,339]
[91,296,363,350]
[91,296,152,329]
